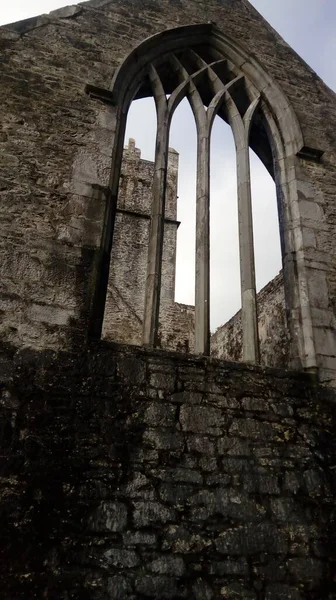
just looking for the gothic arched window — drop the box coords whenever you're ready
[87,24,318,373]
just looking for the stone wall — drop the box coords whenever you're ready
[212,272,290,368]
[102,139,195,352]
[1,0,336,382]
[1,3,336,597]
[0,343,335,598]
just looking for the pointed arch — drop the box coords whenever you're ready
[110,24,303,155]
[89,23,317,374]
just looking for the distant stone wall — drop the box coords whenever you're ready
[211,272,290,368]
[1,343,335,598]
[159,301,195,354]
[102,140,195,352]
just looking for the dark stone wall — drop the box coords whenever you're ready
[1,344,335,598]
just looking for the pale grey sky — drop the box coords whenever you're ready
[1,1,335,330]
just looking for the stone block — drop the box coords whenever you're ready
[241,397,268,411]
[288,525,311,556]
[270,498,305,523]
[199,457,217,472]
[162,525,211,553]
[303,468,324,497]
[220,583,256,599]
[143,428,184,451]
[133,501,176,528]
[190,490,265,522]
[215,524,288,555]
[148,556,185,576]
[159,483,196,505]
[258,471,280,495]
[298,199,324,222]
[207,558,249,576]
[179,405,223,434]
[229,418,279,440]
[218,437,251,456]
[143,402,176,427]
[256,559,288,582]
[134,576,178,598]
[169,391,203,405]
[205,473,231,487]
[192,578,213,600]
[154,467,202,484]
[265,584,302,600]
[123,531,157,546]
[118,357,145,385]
[271,402,294,417]
[314,327,336,356]
[149,371,176,391]
[307,270,329,309]
[107,576,132,600]
[221,457,253,473]
[187,435,216,455]
[283,471,302,494]
[104,548,140,568]
[88,501,128,533]
[125,472,154,499]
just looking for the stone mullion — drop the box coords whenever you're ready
[195,129,211,355]
[169,55,212,355]
[142,67,170,347]
[187,83,211,356]
[237,144,260,364]
[226,93,260,364]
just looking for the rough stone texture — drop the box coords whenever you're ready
[0,342,335,598]
[0,0,335,382]
[212,272,290,368]
[102,139,195,352]
[1,3,336,594]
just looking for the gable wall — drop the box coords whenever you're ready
[1,0,335,377]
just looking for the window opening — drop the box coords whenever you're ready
[210,115,239,332]
[101,97,157,346]
[171,99,197,307]
[96,24,311,371]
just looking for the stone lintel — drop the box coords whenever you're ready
[85,84,116,105]
[297,146,324,162]
[116,208,181,227]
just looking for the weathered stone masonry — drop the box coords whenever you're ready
[106,141,287,363]
[1,344,335,598]
[1,0,336,381]
[212,272,290,369]
[1,0,336,597]
[102,139,195,353]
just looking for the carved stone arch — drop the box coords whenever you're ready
[90,23,317,374]
[110,24,303,152]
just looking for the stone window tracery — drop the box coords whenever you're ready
[86,23,319,373]
[134,47,263,361]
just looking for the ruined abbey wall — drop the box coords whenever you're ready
[1,1,336,597]
[0,0,336,381]
[212,273,290,368]
[104,136,287,363]
[102,139,195,352]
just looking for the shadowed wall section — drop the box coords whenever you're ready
[0,343,335,599]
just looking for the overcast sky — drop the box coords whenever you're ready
[1,1,335,330]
